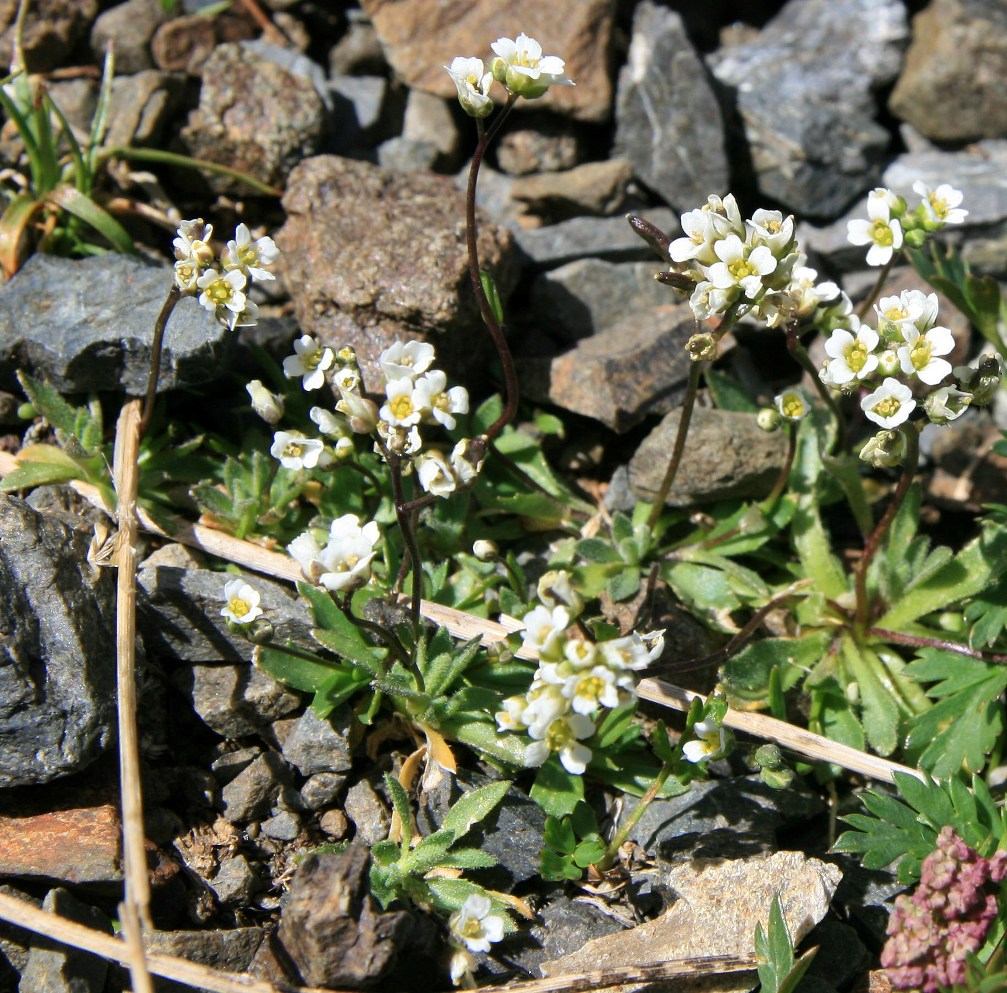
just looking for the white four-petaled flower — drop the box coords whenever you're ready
[221,578,263,625]
[444,56,494,118]
[847,192,904,266]
[913,180,967,225]
[860,377,916,429]
[223,223,279,281]
[682,718,727,764]
[897,325,955,385]
[489,33,574,99]
[269,431,330,470]
[283,335,335,391]
[823,324,880,384]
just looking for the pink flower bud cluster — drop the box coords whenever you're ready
[882,826,1007,991]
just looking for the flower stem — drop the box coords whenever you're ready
[467,99,518,444]
[856,258,895,322]
[139,285,181,437]
[853,423,920,630]
[597,756,675,872]
[645,359,703,532]
[784,322,847,453]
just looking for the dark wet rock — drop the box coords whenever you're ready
[279,155,519,385]
[497,115,583,177]
[19,889,112,993]
[519,303,694,432]
[360,0,616,123]
[629,407,788,507]
[614,2,729,212]
[25,484,110,533]
[528,259,676,344]
[105,70,186,149]
[220,752,294,823]
[281,707,354,777]
[0,254,227,395]
[90,0,167,75]
[510,159,635,222]
[417,775,546,886]
[801,918,871,991]
[0,885,35,989]
[277,846,433,989]
[889,0,1007,142]
[515,210,679,269]
[208,855,260,906]
[171,664,304,740]
[299,772,347,811]
[0,0,99,74]
[181,42,325,193]
[137,565,313,664]
[342,778,390,847]
[0,495,116,787]
[709,0,907,218]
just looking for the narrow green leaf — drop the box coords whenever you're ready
[441,780,510,839]
[46,186,136,255]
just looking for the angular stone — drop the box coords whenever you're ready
[279,155,518,385]
[144,927,264,974]
[401,88,461,170]
[614,2,729,212]
[220,752,294,823]
[710,0,907,218]
[342,778,390,847]
[889,0,1007,142]
[528,259,677,343]
[299,772,347,811]
[511,159,635,222]
[260,811,300,841]
[104,70,186,149]
[360,0,615,122]
[0,496,116,787]
[0,254,228,395]
[208,855,259,907]
[150,14,216,74]
[0,0,99,74]
[541,852,842,991]
[182,42,325,193]
[520,303,695,432]
[327,75,394,153]
[90,0,167,75]
[496,114,583,177]
[629,407,788,506]
[281,707,353,777]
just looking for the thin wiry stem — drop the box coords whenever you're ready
[784,322,847,453]
[856,257,895,321]
[140,285,180,436]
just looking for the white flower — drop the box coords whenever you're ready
[747,208,795,256]
[314,514,380,592]
[221,578,263,625]
[246,379,284,424]
[288,530,325,584]
[784,263,839,319]
[521,683,569,739]
[376,420,422,457]
[599,635,651,672]
[536,570,583,615]
[413,370,469,430]
[874,289,936,341]
[270,431,330,470]
[924,385,972,424]
[897,325,955,385]
[682,718,727,763]
[450,437,484,487]
[689,280,733,321]
[332,365,361,395]
[380,377,424,427]
[913,180,967,225]
[495,694,528,732]
[336,390,379,434]
[310,406,346,437]
[774,389,810,422]
[223,222,279,281]
[525,712,595,775]
[847,194,904,266]
[379,340,435,382]
[490,33,574,99]
[444,56,494,118]
[563,666,624,714]
[669,206,719,265]
[823,324,879,384]
[415,450,457,497]
[520,604,569,659]
[196,267,246,318]
[283,335,334,391]
[707,234,778,299]
[859,429,907,468]
[861,377,916,429]
[173,218,214,267]
[449,894,505,955]
[173,259,201,293]
[224,299,259,331]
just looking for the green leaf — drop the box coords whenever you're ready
[384,773,414,853]
[843,639,900,756]
[575,537,622,564]
[437,848,499,870]
[663,560,739,614]
[422,635,482,700]
[46,186,136,255]
[724,632,829,705]
[0,444,82,491]
[254,643,345,693]
[754,895,793,993]
[705,367,758,412]
[401,828,457,874]
[606,567,640,602]
[530,756,584,817]
[16,371,82,438]
[441,780,510,839]
[311,666,371,718]
[964,584,1007,648]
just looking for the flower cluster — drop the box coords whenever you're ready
[666,194,839,329]
[882,827,1007,992]
[172,219,278,330]
[445,32,573,116]
[447,893,506,986]
[288,513,380,592]
[495,574,663,775]
[816,279,1003,465]
[847,183,967,267]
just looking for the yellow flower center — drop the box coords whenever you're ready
[206,278,234,305]
[283,442,304,459]
[871,221,894,246]
[845,342,869,373]
[301,349,322,371]
[228,597,250,617]
[389,395,415,420]
[883,306,909,321]
[910,338,932,371]
[578,676,606,702]
[192,240,214,266]
[872,396,902,419]
[728,259,756,280]
[929,194,949,219]
[780,393,805,418]
[545,719,574,751]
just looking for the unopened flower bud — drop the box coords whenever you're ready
[336,391,378,434]
[757,406,781,432]
[245,617,275,644]
[537,569,583,616]
[472,539,499,562]
[246,379,285,424]
[878,349,900,376]
[956,354,1003,406]
[686,332,718,362]
[924,386,971,424]
[859,429,906,468]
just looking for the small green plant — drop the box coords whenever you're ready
[539,800,606,881]
[754,894,818,993]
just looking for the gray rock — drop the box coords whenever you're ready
[299,772,347,811]
[519,303,695,432]
[528,259,676,343]
[377,136,441,173]
[318,808,349,839]
[137,565,313,663]
[342,778,390,847]
[144,927,264,974]
[0,885,35,989]
[104,70,186,149]
[261,810,300,841]
[709,0,908,218]
[328,9,387,77]
[0,496,116,787]
[0,254,228,395]
[889,0,1007,142]
[149,13,216,76]
[209,855,260,906]
[210,747,262,787]
[401,88,461,170]
[800,919,870,991]
[19,889,112,993]
[327,75,395,152]
[496,115,583,177]
[514,209,680,268]
[182,43,325,193]
[281,707,354,776]
[241,39,329,108]
[171,663,304,739]
[510,159,635,222]
[614,2,729,212]
[90,0,167,75]
[39,79,97,144]
[279,155,519,386]
[220,752,294,823]
[629,407,788,506]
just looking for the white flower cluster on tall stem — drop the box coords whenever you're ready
[287,514,380,592]
[495,576,663,776]
[445,33,573,117]
[172,219,278,330]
